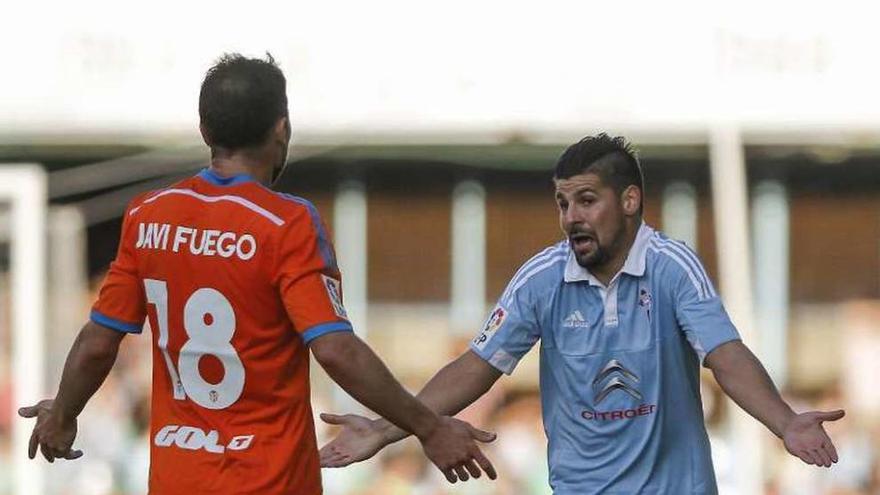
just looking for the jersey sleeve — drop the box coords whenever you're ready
[91,200,147,334]
[671,247,740,365]
[469,274,542,375]
[275,204,353,344]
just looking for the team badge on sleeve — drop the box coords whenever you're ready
[321,275,348,319]
[473,305,507,350]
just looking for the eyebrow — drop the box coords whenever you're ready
[556,186,598,198]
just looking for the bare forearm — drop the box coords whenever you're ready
[378,351,501,444]
[316,334,439,440]
[53,324,122,422]
[707,341,795,438]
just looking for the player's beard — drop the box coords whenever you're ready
[573,238,609,269]
[571,226,623,270]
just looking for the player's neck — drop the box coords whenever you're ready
[209,149,274,185]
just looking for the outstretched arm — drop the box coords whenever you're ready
[310,333,497,482]
[705,340,844,467]
[320,349,502,468]
[379,349,502,444]
[18,321,125,462]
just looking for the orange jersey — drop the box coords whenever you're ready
[92,169,352,494]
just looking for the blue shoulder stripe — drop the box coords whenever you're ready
[275,193,337,272]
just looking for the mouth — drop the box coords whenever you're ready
[569,232,596,253]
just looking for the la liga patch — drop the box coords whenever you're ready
[473,305,507,350]
[321,275,348,319]
[484,306,507,334]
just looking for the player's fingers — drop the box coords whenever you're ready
[28,431,38,459]
[442,467,457,483]
[318,451,336,467]
[823,439,839,463]
[321,457,348,468]
[63,449,83,460]
[48,446,67,460]
[318,446,335,461]
[468,425,497,443]
[454,464,470,482]
[327,452,352,467]
[798,450,817,466]
[319,453,335,467]
[815,409,845,423]
[319,413,351,426]
[463,459,482,479]
[812,449,832,468]
[18,405,39,418]
[320,446,343,458]
[472,447,497,480]
[40,443,54,463]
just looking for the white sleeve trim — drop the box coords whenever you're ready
[487,349,518,375]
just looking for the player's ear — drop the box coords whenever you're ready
[621,185,641,216]
[199,123,213,147]
[272,117,290,144]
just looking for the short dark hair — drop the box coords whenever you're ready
[554,133,644,213]
[199,53,288,150]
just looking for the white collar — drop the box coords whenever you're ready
[563,222,654,286]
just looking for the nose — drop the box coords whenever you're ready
[562,204,581,229]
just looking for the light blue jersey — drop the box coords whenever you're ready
[470,223,740,494]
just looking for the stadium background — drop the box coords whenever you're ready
[3,1,880,493]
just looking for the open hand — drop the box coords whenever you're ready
[18,399,83,463]
[782,409,845,468]
[319,413,388,468]
[419,416,497,484]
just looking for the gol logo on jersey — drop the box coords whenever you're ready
[473,305,507,351]
[154,425,254,454]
